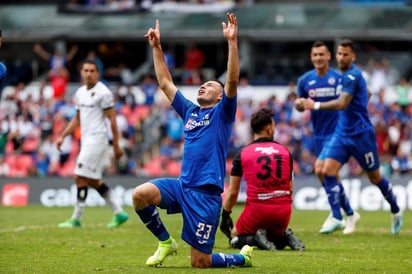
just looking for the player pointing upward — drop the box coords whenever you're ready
[131,13,253,268]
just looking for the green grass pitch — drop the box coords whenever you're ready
[0,205,410,273]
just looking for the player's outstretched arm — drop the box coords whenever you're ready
[223,13,239,99]
[144,20,177,102]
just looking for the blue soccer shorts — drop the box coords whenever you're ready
[323,129,380,172]
[152,178,222,254]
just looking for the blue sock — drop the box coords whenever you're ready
[376,178,400,214]
[338,183,353,216]
[211,253,245,267]
[135,206,170,241]
[324,176,343,220]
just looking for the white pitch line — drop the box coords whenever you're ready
[0,223,108,233]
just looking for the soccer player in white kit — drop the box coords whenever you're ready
[56,60,128,228]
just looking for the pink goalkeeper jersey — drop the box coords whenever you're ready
[232,138,293,205]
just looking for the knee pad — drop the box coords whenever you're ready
[77,186,88,202]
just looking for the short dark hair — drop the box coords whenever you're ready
[312,41,330,52]
[338,39,355,52]
[212,79,225,88]
[251,108,274,134]
[312,40,326,48]
[82,59,99,72]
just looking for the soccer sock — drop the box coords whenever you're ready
[338,183,354,216]
[324,176,343,220]
[211,252,245,267]
[136,205,169,241]
[97,183,123,214]
[72,186,87,220]
[376,178,400,214]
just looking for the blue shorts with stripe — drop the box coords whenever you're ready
[151,178,222,254]
[323,129,380,172]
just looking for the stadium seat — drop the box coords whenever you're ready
[128,105,151,125]
[165,160,181,177]
[21,137,39,153]
[58,159,76,177]
[5,141,13,154]
[142,156,163,177]
[5,154,33,177]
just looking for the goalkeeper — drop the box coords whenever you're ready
[220,108,305,251]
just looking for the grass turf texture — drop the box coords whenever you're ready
[0,205,410,273]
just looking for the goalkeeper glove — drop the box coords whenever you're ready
[220,209,233,240]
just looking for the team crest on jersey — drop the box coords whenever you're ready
[309,89,316,97]
[328,77,336,85]
[91,92,95,97]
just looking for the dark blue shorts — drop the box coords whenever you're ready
[323,129,380,172]
[151,178,222,254]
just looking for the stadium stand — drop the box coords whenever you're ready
[0,1,411,177]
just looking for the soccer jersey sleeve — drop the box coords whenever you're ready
[100,89,115,110]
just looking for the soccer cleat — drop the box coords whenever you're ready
[239,245,253,267]
[391,211,403,235]
[319,218,345,234]
[285,228,305,251]
[58,219,81,228]
[343,211,360,235]
[322,211,346,229]
[254,229,277,251]
[107,212,129,229]
[146,237,178,267]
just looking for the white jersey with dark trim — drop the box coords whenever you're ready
[74,81,113,146]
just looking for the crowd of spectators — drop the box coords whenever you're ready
[0,41,411,179]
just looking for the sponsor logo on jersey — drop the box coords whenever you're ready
[184,117,210,130]
[309,87,337,98]
[255,146,279,155]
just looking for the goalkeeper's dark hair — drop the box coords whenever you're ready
[250,108,274,134]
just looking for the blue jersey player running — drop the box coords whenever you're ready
[132,13,253,268]
[295,41,359,234]
[301,39,403,235]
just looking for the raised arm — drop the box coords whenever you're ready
[144,20,177,102]
[33,43,51,61]
[222,13,239,99]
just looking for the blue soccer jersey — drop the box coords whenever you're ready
[324,64,380,171]
[171,90,237,192]
[335,64,373,136]
[297,68,340,138]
